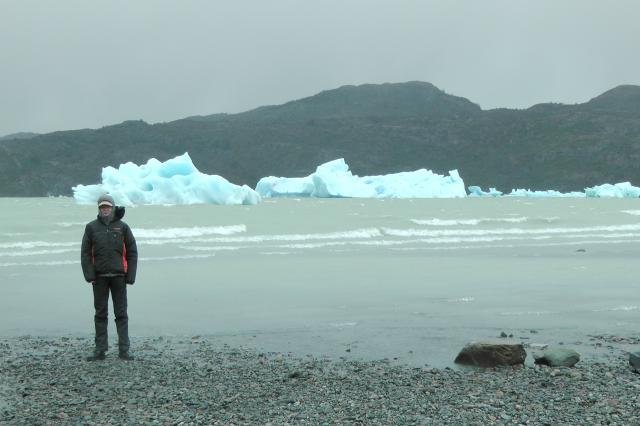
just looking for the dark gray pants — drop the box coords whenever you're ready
[93,276,129,352]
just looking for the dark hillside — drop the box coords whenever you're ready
[1,82,639,196]
[0,132,39,141]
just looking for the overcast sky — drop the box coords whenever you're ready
[1,0,639,136]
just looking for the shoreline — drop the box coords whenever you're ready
[1,335,639,424]
[1,326,637,369]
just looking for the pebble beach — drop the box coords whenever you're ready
[1,336,639,425]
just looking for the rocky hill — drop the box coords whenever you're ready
[0,132,39,141]
[1,81,639,196]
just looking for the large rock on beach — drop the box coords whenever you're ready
[454,340,526,367]
[629,352,640,373]
[533,348,580,367]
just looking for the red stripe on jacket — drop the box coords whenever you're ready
[122,243,128,273]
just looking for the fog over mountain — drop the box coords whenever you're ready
[1,82,639,197]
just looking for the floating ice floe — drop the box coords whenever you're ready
[256,158,466,198]
[584,182,640,198]
[467,186,503,197]
[506,189,585,197]
[72,153,261,206]
[72,151,640,205]
[469,182,640,198]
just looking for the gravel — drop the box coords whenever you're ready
[1,336,640,425]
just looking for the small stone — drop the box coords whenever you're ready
[569,371,583,380]
[534,348,580,367]
[529,343,549,350]
[455,340,526,367]
[550,369,563,377]
[629,352,640,372]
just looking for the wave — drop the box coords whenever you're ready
[382,223,640,238]
[593,305,639,312]
[0,260,78,267]
[411,217,528,226]
[55,222,85,228]
[4,226,640,260]
[141,227,382,246]
[0,253,218,267]
[390,238,640,251]
[179,245,245,251]
[0,241,77,249]
[139,254,217,261]
[134,225,247,239]
[0,248,75,257]
[0,228,383,256]
[172,232,640,253]
[329,322,357,328]
[530,216,560,224]
[446,297,475,303]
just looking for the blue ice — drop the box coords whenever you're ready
[71,152,640,206]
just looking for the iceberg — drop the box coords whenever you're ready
[256,158,467,199]
[469,185,584,198]
[468,186,503,197]
[506,188,585,198]
[71,152,640,205]
[468,183,640,198]
[254,176,316,198]
[72,153,261,206]
[585,182,640,198]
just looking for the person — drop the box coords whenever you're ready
[81,194,138,361]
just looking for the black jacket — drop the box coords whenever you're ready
[81,206,138,284]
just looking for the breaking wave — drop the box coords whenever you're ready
[411,217,528,226]
[134,225,247,239]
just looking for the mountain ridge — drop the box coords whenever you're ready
[1,82,639,196]
[0,132,40,142]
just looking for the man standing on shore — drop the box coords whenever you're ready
[81,194,138,361]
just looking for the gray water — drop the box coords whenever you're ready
[1,197,639,367]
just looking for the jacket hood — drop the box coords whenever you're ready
[115,206,126,220]
[96,206,126,223]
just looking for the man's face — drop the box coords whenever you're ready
[99,205,113,217]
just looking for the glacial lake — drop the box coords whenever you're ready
[1,197,639,367]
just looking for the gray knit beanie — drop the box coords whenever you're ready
[97,194,115,207]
